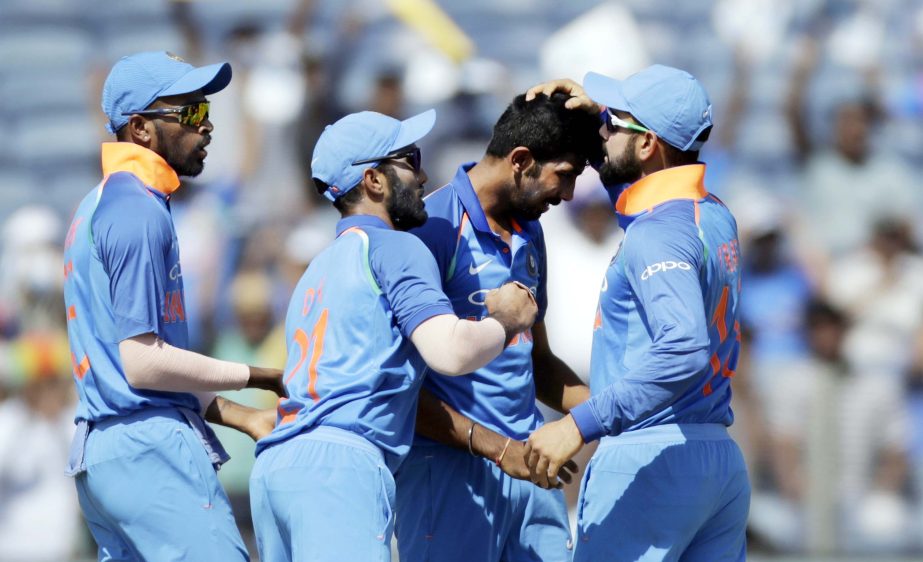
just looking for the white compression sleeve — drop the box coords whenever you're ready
[119,333,250,393]
[410,314,506,376]
[190,391,218,416]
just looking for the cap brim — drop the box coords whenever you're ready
[389,108,436,151]
[161,62,232,98]
[583,71,630,113]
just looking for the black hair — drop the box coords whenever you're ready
[485,92,603,165]
[313,177,364,214]
[804,298,848,329]
[660,126,711,167]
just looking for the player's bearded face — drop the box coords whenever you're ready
[384,165,428,231]
[598,134,642,187]
[155,121,208,177]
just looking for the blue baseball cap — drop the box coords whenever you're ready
[584,65,712,151]
[102,51,232,134]
[311,109,436,202]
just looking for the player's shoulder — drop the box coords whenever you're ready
[97,172,165,215]
[93,172,170,234]
[422,182,462,220]
[367,226,432,256]
[631,200,698,236]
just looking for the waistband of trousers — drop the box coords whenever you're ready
[599,423,729,448]
[289,425,383,461]
[90,406,188,432]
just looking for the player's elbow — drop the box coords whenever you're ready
[118,337,158,390]
[422,351,472,377]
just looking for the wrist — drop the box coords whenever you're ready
[471,424,508,460]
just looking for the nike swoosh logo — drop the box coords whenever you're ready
[601,277,608,292]
[469,259,492,275]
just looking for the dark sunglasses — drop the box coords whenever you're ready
[353,146,422,173]
[123,101,210,127]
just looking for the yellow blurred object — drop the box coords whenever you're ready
[387,0,474,63]
[8,331,72,385]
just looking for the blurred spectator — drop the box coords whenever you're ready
[824,218,923,382]
[0,206,65,336]
[787,35,921,258]
[735,191,815,393]
[0,331,80,561]
[759,299,913,554]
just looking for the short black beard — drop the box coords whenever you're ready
[156,122,204,177]
[384,166,428,231]
[598,135,642,187]
[510,163,548,221]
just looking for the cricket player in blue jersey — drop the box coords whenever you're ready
[63,52,286,561]
[249,109,538,562]
[395,92,603,562]
[524,66,750,561]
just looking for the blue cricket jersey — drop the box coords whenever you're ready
[257,215,454,472]
[570,164,741,441]
[410,164,548,442]
[63,143,199,423]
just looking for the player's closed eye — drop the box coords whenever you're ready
[123,101,210,127]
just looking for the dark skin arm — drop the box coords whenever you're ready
[204,395,277,441]
[531,321,590,414]
[413,321,582,487]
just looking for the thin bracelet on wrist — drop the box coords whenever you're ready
[467,422,478,456]
[495,436,513,467]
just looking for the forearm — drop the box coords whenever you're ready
[119,333,250,392]
[203,395,273,441]
[534,353,589,414]
[415,388,509,460]
[411,314,506,376]
[570,347,709,441]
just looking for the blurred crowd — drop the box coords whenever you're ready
[2,0,923,559]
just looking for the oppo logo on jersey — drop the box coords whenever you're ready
[641,260,691,280]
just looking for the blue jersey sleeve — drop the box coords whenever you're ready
[92,174,171,342]
[369,232,454,338]
[571,217,711,441]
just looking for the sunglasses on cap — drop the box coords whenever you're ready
[602,108,650,135]
[353,145,422,173]
[123,101,210,128]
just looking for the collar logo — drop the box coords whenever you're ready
[526,251,538,278]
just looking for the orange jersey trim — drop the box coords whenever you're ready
[101,142,180,195]
[615,164,708,216]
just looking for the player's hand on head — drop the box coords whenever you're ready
[486,281,538,341]
[525,79,600,113]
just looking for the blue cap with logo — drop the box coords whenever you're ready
[311,109,436,201]
[102,51,232,134]
[584,64,712,151]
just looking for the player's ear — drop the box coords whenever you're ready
[509,146,536,176]
[125,115,154,147]
[637,131,659,162]
[361,167,387,202]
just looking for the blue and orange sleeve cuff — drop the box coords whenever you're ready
[570,401,606,443]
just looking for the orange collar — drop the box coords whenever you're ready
[615,164,708,216]
[101,143,180,195]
